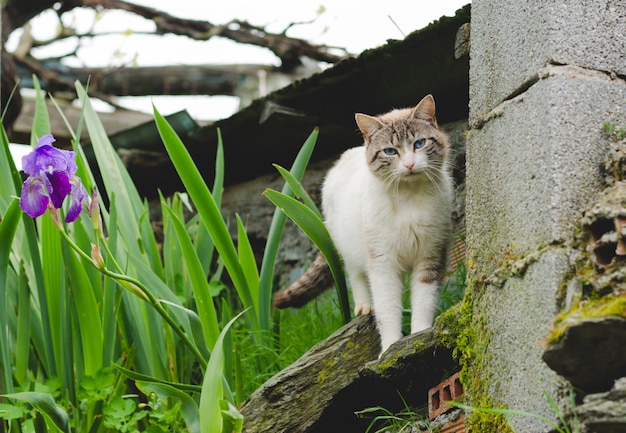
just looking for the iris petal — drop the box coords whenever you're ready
[20,177,50,218]
[22,135,58,175]
[21,150,40,176]
[65,177,88,223]
[47,170,72,209]
[37,145,72,172]
[36,134,56,149]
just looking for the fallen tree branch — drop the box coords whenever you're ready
[59,0,347,69]
[14,54,125,109]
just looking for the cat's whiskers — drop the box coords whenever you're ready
[419,160,449,197]
[380,169,402,197]
[424,171,444,196]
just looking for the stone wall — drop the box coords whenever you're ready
[465,0,626,431]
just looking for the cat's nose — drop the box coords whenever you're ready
[404,161,415,170]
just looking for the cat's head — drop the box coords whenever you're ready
[355,94,449,187]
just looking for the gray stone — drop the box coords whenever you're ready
[470,0,626,118]
[467,70,626,274]
[576,377,626,433]
[543,317,626,393]
[454,23,471,59]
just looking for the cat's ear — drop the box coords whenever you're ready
[355,113,383,138]
[411,94,437,125]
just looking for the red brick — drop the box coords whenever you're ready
[428,372,464,420]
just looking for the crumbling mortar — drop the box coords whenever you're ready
[484,243,568,288]
[540,61,626,84]
[470,62,626,130]
[469,91,526,130]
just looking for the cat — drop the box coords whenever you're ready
[274,94,453,355]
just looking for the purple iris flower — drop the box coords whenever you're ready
[20,134,88,223]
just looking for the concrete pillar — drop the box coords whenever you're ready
[465,0,626,431]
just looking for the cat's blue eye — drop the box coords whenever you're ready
[383,148,398,156]
[414,138,427,150]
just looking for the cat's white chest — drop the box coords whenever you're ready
[364,187,440,265]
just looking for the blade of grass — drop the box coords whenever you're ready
[192,211,216,277]
[236,215,260,314]
[0,198,21,394]
[113,364,201,394]
[101,193,120,366]
[15,263,31,386]
[161,193,186,299]
[199,311,245,433]
[545,390,575,433]
[192,129,224,276]
[271,164,322,219]
[164,206,220,351]
[30,76,51,145]
[263,190,351,323]
[41,212,68,386]
[62,239,103,377]
[0,120,21,202]
[258,128,319,331]
[212,129,225,207]
[75,82,148,264]
[153,106,256,325]
[2,392,70,433]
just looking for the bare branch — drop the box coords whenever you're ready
[14,54,126,109]
[66,0,346,69]
[4,0,59,31]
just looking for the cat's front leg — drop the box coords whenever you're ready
[409,265,442,334]
[346,266,372,316]
[367,265,404,355]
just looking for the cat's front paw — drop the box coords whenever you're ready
[354,304,372,316]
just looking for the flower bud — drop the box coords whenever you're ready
[91,243,105,270]
[118,280,151,303]
[88,188,103,235]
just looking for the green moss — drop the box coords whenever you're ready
[548,292,626,343]
[433,302,463,349]
[603,122,626,141]
[374,348,403,374]
[433,279,514,432]
[316,356,337,383]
